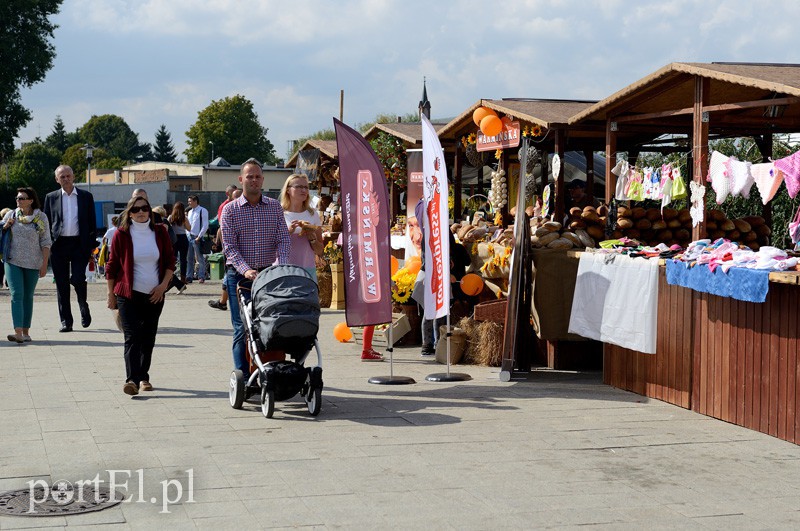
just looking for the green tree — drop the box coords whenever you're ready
[5,140,62,203]
[153,124,177,162]
[185,95,276,165]
[79,114,150,162]
[0,0,63,162]
[45,115,68,152]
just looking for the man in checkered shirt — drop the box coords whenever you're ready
[221,158,291,380]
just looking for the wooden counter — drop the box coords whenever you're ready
[604,267,800,445]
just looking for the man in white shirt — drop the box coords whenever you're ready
[185,194,209,283]
[43,165,97,332]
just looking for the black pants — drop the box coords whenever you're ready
[173,234,189,279]
[117,291,164,385]
[50,236,89,327]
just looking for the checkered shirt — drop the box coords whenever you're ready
[220,194,290,274]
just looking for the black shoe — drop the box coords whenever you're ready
[208,300,227,311]
[81,307,92,328]
[59,325,73,333]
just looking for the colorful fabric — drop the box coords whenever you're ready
[750,163,783,204]
[773,150,800,198]
[666,260,771,303]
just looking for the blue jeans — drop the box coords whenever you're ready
[225,268,247,378]
[186,236,206,280]
[5,263,39,328]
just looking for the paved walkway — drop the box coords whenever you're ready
[0,278,799,529]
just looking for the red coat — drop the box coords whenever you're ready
[106,224,176,298]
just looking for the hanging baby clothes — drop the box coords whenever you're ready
[773,150,800,198]
[660,163,673,213]
[729,158,754,199]
[707,151,732,204]
[611,159,630,200]
[627,168,645,201]
[750,162,783,204]
[649,167,662,200]
[689,180,706,227]
[671,167,687,200]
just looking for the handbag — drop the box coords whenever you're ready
[0,227,11,262]
[200,235,213,255]
[789,203,800,245]
[97,241,109,267]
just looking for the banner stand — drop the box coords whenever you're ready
[426,314,472,382]
[368,326,416,385]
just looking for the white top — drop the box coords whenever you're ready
[187,206,208,238]
[60,188,79,236]
[103,226,117,247]
[130,221,160,294]
[283,209,319,270]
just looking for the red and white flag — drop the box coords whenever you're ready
[421,115,450,320]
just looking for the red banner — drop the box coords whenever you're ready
[333,118,392,327]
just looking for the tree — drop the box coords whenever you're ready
[153,124,177,162]
[288,128,336,159]
[0,0,63,162]
[45,115,68,152]
[185,95,276,165]
[78,114,150,162]
[61,144,125,180]
[5,140,62,203]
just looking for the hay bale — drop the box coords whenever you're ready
[317,270,332,308]
[460,318,503,366]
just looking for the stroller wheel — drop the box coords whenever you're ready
[261,385,275,418]
[306,387,322,416]
[229,370,245,409]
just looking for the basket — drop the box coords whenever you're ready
[465,143,489,167]
[473,299,507,323]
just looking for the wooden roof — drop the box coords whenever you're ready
[437,98,597,139]
[569,62,800,133]
[363,121,447,145]
[285,139,338,168]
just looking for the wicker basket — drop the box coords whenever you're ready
[473,299,507,323]
[465,143,488,167]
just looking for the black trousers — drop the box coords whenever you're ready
[117,291,164,385]
[50,236,89,327]
[173,234,189,279]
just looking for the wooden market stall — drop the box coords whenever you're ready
[569,62,800,444]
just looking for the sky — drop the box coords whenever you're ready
[16,0,800,163]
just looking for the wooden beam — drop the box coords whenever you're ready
[605,120,617,204]
[692,76,710,242]
[554,129,566,222]
[759,135,774,231]
[613,95,800,124]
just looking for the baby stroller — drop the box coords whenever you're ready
[228,264,323,418]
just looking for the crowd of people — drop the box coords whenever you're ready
[3,159,463,397]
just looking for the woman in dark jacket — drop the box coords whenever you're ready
[106,196,175,396]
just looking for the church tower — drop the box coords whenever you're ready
[418,78,431,120]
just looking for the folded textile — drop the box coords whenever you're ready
[665,260,771,303]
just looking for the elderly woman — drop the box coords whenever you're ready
[279,173,324,280]
[106,196,175,396]
[2,188,51,343]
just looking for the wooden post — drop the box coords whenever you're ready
[339,90,344,122]
[756,134,774,229]
[584,149,595,201]
[502,148,511,220]
[554,129,566,222]
[605,120,617,204]
[454,142,463,221]
[692,76,710,241]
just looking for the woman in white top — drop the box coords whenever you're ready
[279,174,324,281]
[105,196,175,396]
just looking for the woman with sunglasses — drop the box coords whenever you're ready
[105,196,175,396]
[1,188,52,343]
[279,173,324,281]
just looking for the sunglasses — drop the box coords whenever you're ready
[15,196,30,201]
[130,205,151,214]
[290,185,309,190]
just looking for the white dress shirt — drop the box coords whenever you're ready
[61,188,80,236]
[187,205,208,239]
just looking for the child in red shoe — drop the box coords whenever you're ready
[361,325,384,361]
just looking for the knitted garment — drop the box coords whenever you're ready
[708,151,732,204]
[728,158,754,199]
[750,163,783,205]
[773,151,800,198]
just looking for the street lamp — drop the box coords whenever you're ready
[81,143,94,193]
[209,141,214,163]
